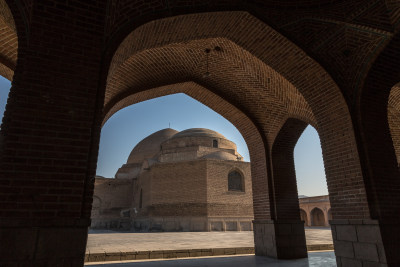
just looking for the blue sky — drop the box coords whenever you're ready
[0,75,328,196]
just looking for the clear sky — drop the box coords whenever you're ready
[0,75,328,196]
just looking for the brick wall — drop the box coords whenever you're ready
[92,178,133,216]
[206,160,253,217]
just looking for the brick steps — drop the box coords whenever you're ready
[85,244,333,263]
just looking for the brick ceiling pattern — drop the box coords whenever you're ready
[0,0,17,80]
[103,0,400,105]
[105,11,370,218]
[106,37,315,145]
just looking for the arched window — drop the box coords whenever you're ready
[213,139,218,148]
[228,170,244,191]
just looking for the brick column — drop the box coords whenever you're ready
[253,220,307,259]
[0,1,106,265]
[331,220,391,266]
[253,118,308,259]
[354,34,400,267]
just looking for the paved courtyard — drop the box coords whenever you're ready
[86,227,333,254]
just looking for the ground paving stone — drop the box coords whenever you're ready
[86,227,333,255]
[85,252,337,266]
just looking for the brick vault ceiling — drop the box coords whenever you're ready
[0,0,17,80]
[104,0,400,104]
[105,36,316,145]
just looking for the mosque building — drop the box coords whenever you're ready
[91,128,254,231]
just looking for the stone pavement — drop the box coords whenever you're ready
[85,252,337,267]
[85,227,333,263]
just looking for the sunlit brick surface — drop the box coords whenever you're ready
[0,0,399,265]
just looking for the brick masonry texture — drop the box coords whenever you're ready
[0,0,400,265]
[91,129,254,232]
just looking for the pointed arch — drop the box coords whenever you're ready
[103,11,368,220]
[102,82,271,220]
[310,207,325,226]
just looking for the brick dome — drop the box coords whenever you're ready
[125,128,241,166]
[170,128,227,139]
[161,128,237,152]
[126,128,179,164]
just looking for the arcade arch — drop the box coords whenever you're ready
[102,83,271,220]
[104,12,368,225]
[300,209,308,227]
[311,208,325,227]
[99,10,369,260]
[0,1,398,264]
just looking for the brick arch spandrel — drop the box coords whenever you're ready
[388,84,400,165]
[106,11,368,219]
[0,0,18,80]
[106,38,315,147]
[102,81,272,220]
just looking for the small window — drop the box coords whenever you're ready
[228,170,243,191]
[213,140,218,148]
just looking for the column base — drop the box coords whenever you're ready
[253,219,307,259]
[330,219,399,267]
[0,222,89,266]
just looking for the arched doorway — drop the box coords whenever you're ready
[300,209,308,226]
[311,208,325,226]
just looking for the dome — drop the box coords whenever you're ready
[160,128,238,158]
[127,128,178,164]
[201,151,239,161]
[170,128,227,140]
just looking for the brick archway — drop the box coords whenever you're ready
[270,118,309,221]
[104,12,368,224]
[2,2,398,265]
[310,208,325,226]
[352,32,400,266]
[102,82,271,221]
[101,11,373,261]
[104,36,315,147]
[357,32,400,220]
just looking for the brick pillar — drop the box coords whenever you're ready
[323,209,329,227]
[0,1,106,265]
[331,220,389,266]
[253,118,308,259]
[350,34,400,267]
